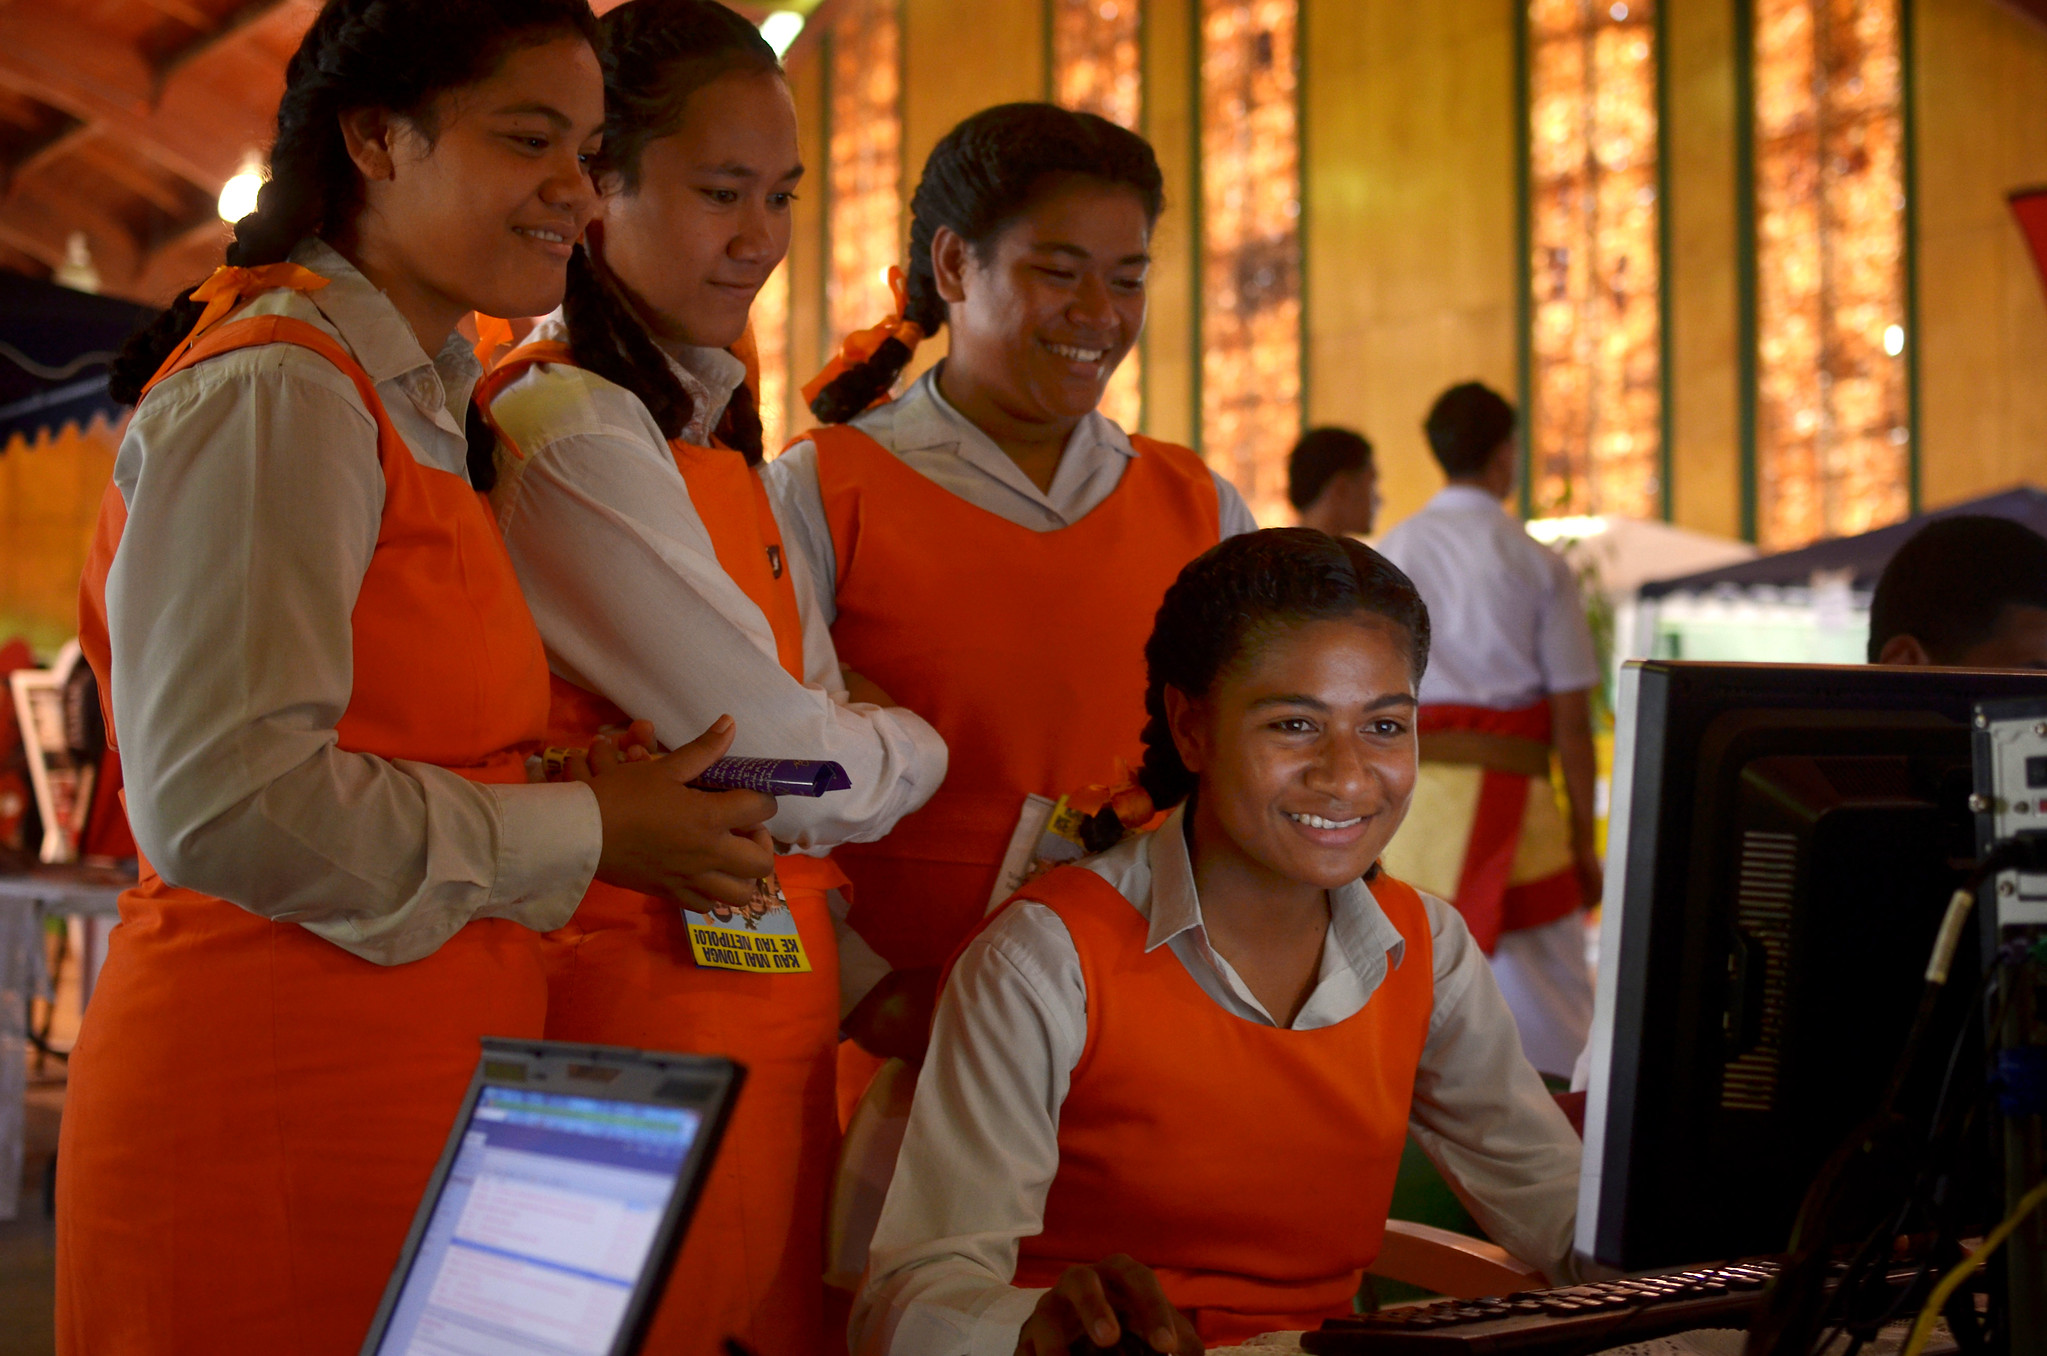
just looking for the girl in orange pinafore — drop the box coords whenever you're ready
[763,103,1258,1070]
[59,5,781,1352]
[478,5,947,1353]
[854,530,1588,1356]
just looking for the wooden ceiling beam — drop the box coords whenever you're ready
[69,140,196,217]
[157,0,298,82]
[6,120,92,187]
[0,188,141,289]
[0,6,284,193]
[132,213,230,304]
[139,0,217,30]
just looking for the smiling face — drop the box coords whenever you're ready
[1168,614,1420,892]
[596,68,802,351]
[341,35,606,343]
[934,173,1151,425]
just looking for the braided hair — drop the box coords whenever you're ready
[108,0,599,486]
[556,0,781,461]
[109,0,601,408]
[1134,528,1432,811]
[808,101,1165,424]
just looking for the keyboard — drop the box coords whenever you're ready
[1299,1261,1782,1354]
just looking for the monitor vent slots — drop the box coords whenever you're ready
[1722,830,1797,1112]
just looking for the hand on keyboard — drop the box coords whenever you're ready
[1016,1253,1201,1356]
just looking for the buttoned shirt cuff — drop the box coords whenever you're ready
[480,780,602,931]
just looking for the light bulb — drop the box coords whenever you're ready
[218,150,267,224]
[759,10,805,57]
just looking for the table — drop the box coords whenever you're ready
[0,862,127,1220]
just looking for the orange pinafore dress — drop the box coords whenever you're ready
[481,342,844,1356]
[808,424,1221,973]
[964,864,1436,1347]
[61,273,557,1355]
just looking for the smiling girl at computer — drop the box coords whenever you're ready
[853,529,1584,1355]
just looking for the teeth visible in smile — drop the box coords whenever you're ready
[518,227,569,243]
[1288,812,1363,830]
[1046,342,1106,362]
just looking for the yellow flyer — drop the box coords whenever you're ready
[682,875,812,974]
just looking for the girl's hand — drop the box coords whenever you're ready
[572,715,778,916]
[841,965,940,1064]
[1016,1255,1202,1355]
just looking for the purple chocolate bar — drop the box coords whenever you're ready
[690,757,852,797]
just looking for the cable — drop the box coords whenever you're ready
[1901,1178,2047,1356]
[1752,847,2045,1356]
[0,340,114,383]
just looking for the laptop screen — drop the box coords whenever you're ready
[369,1084,703,1356]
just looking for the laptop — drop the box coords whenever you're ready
[359,1038,744,1356]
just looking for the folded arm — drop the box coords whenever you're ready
[495,411,944,850]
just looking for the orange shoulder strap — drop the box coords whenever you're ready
[142,263,330,391]
[85,305,402,751]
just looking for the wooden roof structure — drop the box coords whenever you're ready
[0,0,818,307]
[0,0,318,304]
[10,0,2030,310]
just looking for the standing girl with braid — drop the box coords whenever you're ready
[857,530,1582,1356]
[765,103,1257,1056]
[478,3,946,1351]
[61,3,780,1350]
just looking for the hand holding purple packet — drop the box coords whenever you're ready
[688,757,853,797]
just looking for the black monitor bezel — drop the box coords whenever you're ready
[357,1037,744,1356]
[1580,660,2047,1273]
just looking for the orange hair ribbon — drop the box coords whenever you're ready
[471,313,517,370]
[147,263,330,388]
[187,263,329,340]
[799,264,925,409]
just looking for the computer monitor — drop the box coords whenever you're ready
[360,1039,742,1356]
[1577,660,2047,1273]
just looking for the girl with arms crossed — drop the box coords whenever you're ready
[480,4,945,1351]
[63,3,774,1350]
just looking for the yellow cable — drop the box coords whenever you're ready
[1902,1177,2047,1356]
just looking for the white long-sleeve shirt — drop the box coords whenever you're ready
[485,311,947,851]
[763,366,1260,625]
[1375,486,1601,709]
[104,239,602,967]
[854,805,1584,1356]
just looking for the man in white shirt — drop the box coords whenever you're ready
[1376,382,1601,1078]
[1288,425,1380,538]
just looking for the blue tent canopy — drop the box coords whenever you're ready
[1639,486,2047,599]
[0,272,157,448]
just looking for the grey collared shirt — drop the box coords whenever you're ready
[853,803,1584,1356]
[103,238,601,966]
[764,366,1260,624]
